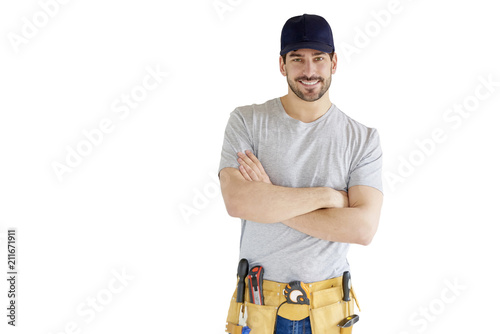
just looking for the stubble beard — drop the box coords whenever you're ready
[287,74,332,102]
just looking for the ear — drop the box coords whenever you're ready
[279,55,287,76]
[331,52,338,75]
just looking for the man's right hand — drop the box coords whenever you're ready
[237,150,272,184]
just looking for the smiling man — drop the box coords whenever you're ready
[283,50,332,102]
[220,14,383,334]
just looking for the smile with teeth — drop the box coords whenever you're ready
[299,79,320,86]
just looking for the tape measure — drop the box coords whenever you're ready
[283,281,311,305]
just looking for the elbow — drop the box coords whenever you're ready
[225,201,242,218]
[357,232,374,246]
[226,201,268,222]
[223,194,243,218]
[223,188,248,219]
[225,196,274,223]
[356,219,379,246]
[221,178,263,221]
[221,176,246,218]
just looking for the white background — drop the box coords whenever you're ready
[1,0,499,333]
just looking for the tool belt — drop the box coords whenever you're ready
[226,275,360,334]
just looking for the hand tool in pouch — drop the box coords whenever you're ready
[226,259,251,334]
[248,266,264,305]
[342,271,351,315]
[339,271,359,334]
[338,315,359,334]
[237,259,249,325]
[237,259,249,305]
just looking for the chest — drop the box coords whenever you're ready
[255,127,352,190]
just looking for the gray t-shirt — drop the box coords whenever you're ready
[218,97,383,283]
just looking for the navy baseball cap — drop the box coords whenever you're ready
[280,14,334,56]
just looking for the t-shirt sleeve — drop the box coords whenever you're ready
[218,109,254,176]
[347,128,383,193]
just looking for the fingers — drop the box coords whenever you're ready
[238,152,258,180]
[237,151,257,171]
[239,165,253,181]
[244,164,260,180]
[237,150,272,184]
[237,151,263,182]
[244,150,272,184]
[244,150,265,173]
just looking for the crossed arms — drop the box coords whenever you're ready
[219,150,383,246]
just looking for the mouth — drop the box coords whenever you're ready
[298,78,321,87]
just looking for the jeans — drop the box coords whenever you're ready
[274,315,312,334]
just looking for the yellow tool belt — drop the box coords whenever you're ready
[225,275,360,334]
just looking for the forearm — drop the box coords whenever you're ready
[224,179,333,223]
[283,207,376,245]
[220,164,347,223]
[283,185,383,245]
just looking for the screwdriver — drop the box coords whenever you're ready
[237,259,249,326]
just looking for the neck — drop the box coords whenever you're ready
[280,91,332,123]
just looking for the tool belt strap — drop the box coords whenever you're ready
[253,275,360,321]
[261,275,343,294]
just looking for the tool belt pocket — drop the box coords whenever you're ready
[245,301,277,334]
[226,288,240,325]
[310,287,355,334]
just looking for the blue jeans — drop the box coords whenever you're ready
[275,315,312,334]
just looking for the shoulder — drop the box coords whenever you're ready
[334,105,380,141]
[232,98,280,119]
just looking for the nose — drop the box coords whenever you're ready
[302,59,316,78]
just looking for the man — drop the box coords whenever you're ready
[219,14,383,334]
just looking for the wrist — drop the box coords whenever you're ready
[320,187,336,208]
[321,187,348,208]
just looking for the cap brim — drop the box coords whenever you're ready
[280,41,334,56]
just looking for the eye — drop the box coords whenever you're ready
[315,57,324,61]
[292,58,302,62]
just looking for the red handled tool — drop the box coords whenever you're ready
[248,266,264,305]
